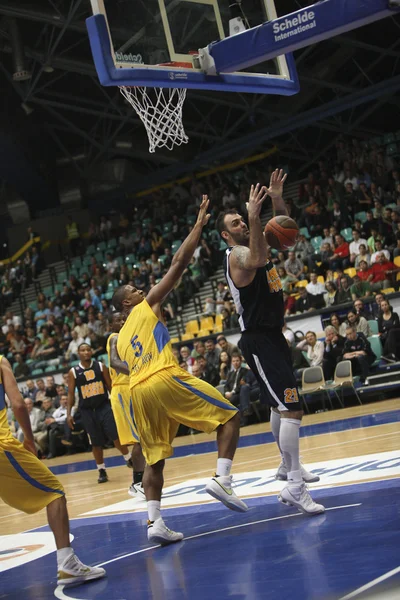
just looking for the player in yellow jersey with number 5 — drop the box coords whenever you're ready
[112,196,248,546]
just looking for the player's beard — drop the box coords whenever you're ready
[231,230,250,247]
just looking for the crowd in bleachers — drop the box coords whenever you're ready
[2,133,400,450]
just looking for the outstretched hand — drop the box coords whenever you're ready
[246,183,268,219]
[196,195,211,228]
[266,168,287,199]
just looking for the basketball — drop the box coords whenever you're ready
[264,215,299,250]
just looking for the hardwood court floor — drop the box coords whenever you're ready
[1,399,399,536]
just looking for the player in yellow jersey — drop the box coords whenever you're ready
[0,355,105,586]
[112,196,248,546]
[107,312,145,498]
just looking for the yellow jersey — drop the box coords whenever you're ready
[0,355,12,442]
[106,333,130,387]
[117,300,176,388]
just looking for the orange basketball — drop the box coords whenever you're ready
[264,216,299,250]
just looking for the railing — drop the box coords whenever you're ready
[0,236,41,266]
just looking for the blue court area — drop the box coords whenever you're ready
[49,410,400,475]
[3,479,399,600]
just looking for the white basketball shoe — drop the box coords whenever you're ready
[278,483,325,515]
[275,461,320,483]
[205,476,248,512]
[128,482,146,499]
[147,518,184,546]
[57,552,106,586]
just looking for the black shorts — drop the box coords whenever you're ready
[80,402,119,447]
[239,329,302,412]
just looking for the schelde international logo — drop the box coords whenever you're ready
[115,52,144,64]
[273,10,316,42]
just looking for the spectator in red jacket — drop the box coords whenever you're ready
[283,291,296,316]
[328,234,350,270]
[367,253,396,291]
[357,260,371,282]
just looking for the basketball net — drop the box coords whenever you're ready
[119,84,189,153]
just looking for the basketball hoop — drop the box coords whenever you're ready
[119,61,192,153]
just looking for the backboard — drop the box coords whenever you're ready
[87,0,299,94]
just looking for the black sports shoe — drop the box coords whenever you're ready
[98,468,108,484]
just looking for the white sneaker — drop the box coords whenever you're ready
[128,482,146,499]
[57,552,106,586]
[278,483,325,515]
[147,518,184,546]
[275,461,320,483]
[205,476,248,512]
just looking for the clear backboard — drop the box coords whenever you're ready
[88,0,299,94]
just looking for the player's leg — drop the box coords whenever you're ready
[240,332,324,515]
[0,441,105,585]
[99,401,132,462]
[128,442,146,498]
[80,408,109,483]
[158,368,247,512]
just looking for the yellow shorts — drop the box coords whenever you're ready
[0,437,64,514]
[110,385,140,446]
[130,365,238,465]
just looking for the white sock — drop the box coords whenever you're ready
[279,418,301,479]
[147,500,161,522]
[270,410,283,461]
[123,451,132,461]
[216,458,232,477]
[97,463,106,470]
[57,547,74,568]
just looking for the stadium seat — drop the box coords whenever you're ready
[213,323,223,333]
[394,257,400,268]
[94,251,104,263]
[104,291,114,300]
[158,254,167,265]
[98,353,109,367]
[107,238,117,249]
[215,314,223,328]
[311,236,322,251]
[58,271,68,283]
[368,320,379,335]
[344,267,356,278]
[45,365,57,373]
[163,222,172,234]
[180,333,194,341]
[354,211,367,223]
[299,366,333,412]
[116,256,124,266]
[42,286,53,297]
[170,337,180,345]
[185,320,199,335]
[97,241,106,252]
[368,336,382,367]
[299,227,310,239]
[295,280,308,288]
[86,244,96,255]
[219,239,228,251]
[82,256,93,267]
[171,240,182,254]
[200,316,214,331]
[71,257,81,269]
[125,254,136,264]
[383,132,396,145]
[381,288,395,295]
[323,360,362,406]
[31,369,44,376]
[197,329,211,338]
[317,275,325,284]
[29,302,38,312]
[341,228,353,242]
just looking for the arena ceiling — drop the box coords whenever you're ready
[0,0,399,205]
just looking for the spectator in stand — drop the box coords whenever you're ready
[25,379,38,402]
[295,287,315,313]
[33,397,55,455]
[324,281,337,307]
[336,277,353,305]
[357,260,371,283]
[329,313,342,335]
[44,376,57,400]
[367,253,396,290]
[354,244,371,268]
[328,234,350,270]
[218,351,231,384]
[179,346,195,373]
[13,353,30,380]
[323,325,345,379]
[363,210,379,238]
[393,232,400,259]
[331,200,351,230]
[339,310,372,338]
[216,335,239,358]
[351,275,372,301]
[16,398,42,442]
[223,353,248,405]
[296,332,324,367]
[196,355,219,387]
[353,299,368,319]
[46,395,69,459]
[278,267,298,293]
[293,234,313,264]
[205,339,221,370]
[371,241,390,264]
[342,327,375,382]
[74,316,89,339]
[306,273,326,309]
[10,330,26,357]
[65,330,83,361]
[378,300,400,362]
[284,251,304,279]
[283,291,296,316]
[349,230,368,265]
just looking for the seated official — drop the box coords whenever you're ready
[378,299,400,363]
[341,327,376,382]
[323,326,345,380]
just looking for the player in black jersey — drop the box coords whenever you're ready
[67,343,132,484]
[216,170,324,515]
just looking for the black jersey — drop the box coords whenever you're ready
[223,247,284,332]
[73,359,109,409]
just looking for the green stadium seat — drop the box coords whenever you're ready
[341,228,353,243]
[54,283,63,292]
[163,222,172,233]
[95,251,104,263]
[187,215,197,225]
[354,211,367,223]
[311,236,322,251]
[171,240,182,255]
[386,143,398,157]
[42,286,53,297]
[219,239,228,251]
[383,133,395,145]
[158,254,167,265]
[29,302,38,312]
[142,218,152,227]
[86,244,96,255]
[31,368,44,376]
[107,238,117,249]
[97,241,106,251]
[115,256,124,266]
[58,271,68,283]
[104,291,114,300]
[45,365,57,373]
[125,253,136,264]
[70,360,80,368]
[368,336,382,367]
[71,257,81,269]
[98,353,109,367]
[299,227,310,239]
[368,320,379,335]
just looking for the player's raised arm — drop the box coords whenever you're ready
[110,336,129,375]
[1,358,36,455]
[146,195,211,307]
[268,168,288,216]
[230,183,269,272]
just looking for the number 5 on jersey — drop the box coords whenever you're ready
[131,335,143,358]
